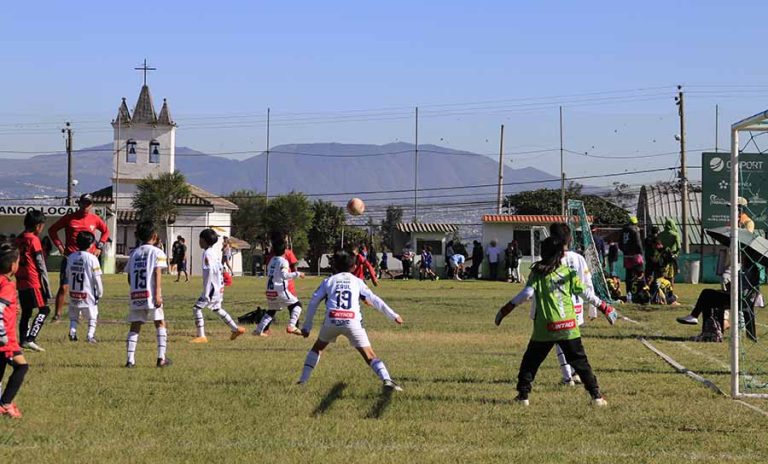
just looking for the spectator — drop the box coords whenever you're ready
[449,253,466,281]
[485,239,503,281]
[607,242,619,276]
[619,216,644,296]
[401,243,414,280]
[222,237,234,275]
[174,237,188,282]
[470,240,484,279]
[505,241,522,283]
[644,226,661,279]
[379,248,395,279]
[591,225,606,271]
[170,236,182,274]
[657,219,680,281]
[738,197,755,233]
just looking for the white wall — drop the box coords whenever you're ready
[113,123,175,181]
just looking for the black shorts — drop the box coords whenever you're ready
[59,256,69,286]
[19,288,46,310]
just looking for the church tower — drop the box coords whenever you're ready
[111,76,176,209]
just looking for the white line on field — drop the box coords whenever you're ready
[734,400,768,418]
[677,341,768,390]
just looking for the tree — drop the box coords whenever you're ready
[265,192,314,258]
[504,187,629,226]
[132,171,190,243]
[227,189,268,250]
[307,200,345,272]
[380,205,403,251]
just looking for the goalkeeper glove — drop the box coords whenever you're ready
[598,301,618,326]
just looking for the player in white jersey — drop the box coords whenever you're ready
[298,250,404,391]
[124,222,170,368]
[190,229,246,343]
[253,234,305,336]
[550,223,597,386]
[65,232,103,343]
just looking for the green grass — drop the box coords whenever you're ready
[1,276,767,463]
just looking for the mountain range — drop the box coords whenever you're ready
[0,142,559,208]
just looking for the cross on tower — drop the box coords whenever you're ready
[134,59,156,86]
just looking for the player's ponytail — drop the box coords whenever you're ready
[531,237,564,276]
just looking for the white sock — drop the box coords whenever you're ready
[370,358,391,382]
[87,319,97,339]
[157,327,167,360]
[288,305,302,328]
[215,307,239,331]
[299,350,320,383]
[69,319,78,335]
[255,314,273,334]
[126,331,139,364]
[193,307,205,337]
[555,345,573,381]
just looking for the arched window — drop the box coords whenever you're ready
[126,139,137,163]
[149,140,160,164]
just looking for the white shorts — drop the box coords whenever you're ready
[267,289,299,311]
[127,307,165,323]
[69,305,98,321]
[318,324,371,348]
[195,297,223,311]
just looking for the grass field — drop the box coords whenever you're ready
[1,275,768,463]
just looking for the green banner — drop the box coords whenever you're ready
[702,152,768,229]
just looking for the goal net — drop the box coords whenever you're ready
[567,199,614,307]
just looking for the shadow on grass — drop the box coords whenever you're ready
[312,382,347,417]
[397,375,514,386]
[366,387,393,419]
[585,333,691,342]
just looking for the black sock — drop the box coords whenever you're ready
[0,363,29,405]
[27,306,50,342]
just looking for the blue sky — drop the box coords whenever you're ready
[3,0,768,190]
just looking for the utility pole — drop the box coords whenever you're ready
[413,106,419,222]
[497,124,505,214]
[560,106,565,217]
[676,85,689,254]
[62,122,73,206]
[265,107,270,201]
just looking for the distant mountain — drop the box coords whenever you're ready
[0,142,559,207]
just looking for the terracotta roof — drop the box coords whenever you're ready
[132,85,157,124]
[157,99,174,126]
[117,210,141,224]
[396,223,457,233]
[91,183,238,211]
[482,215,593,224]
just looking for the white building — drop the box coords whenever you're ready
[92,83,246,275]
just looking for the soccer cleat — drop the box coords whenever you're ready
[68,333,78,342]
[22,341,45,352]
[286,326,303,336]
[513,395,529,406]
[676,315,698,325]
[0,403,22,419]
[591,397,608,407]
[86,337,98,344]
[572,373,582,385]
[296,381,307,386]
[562,378,576,387]
[383,379,403,392]
[190,336,209,344]
[230,327,246,340]
[124,362,135,368]
[156,357,173,368]
[252,329,269,337]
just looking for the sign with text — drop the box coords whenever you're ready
[0,205,106,218]
[702,152,768,229]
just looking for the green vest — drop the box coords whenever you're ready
[528,264,586,341]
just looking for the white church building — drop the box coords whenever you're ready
[92,82,246,275]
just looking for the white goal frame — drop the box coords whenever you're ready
[730,109,768,398]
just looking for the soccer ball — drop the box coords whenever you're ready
[347,197,365,216]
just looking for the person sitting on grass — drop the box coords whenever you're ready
[298,250,404,391]
[0,242,29,419]
[494,236,618,407]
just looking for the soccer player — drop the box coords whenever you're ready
[190,229,246,343]
[48,194,109,321]
[253,234,305,336]
[549,222,597,386]
[65,232,103,343]
[495,236,618,406]
[298,250,404,391]
[0,242,29,418]
[15,210,52,352]
[125,222,170,368]
[352,246,378,286]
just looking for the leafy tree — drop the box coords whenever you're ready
[307,200,345,272]
[226,189,268,249]
[503,187,629,226]
[133,171,190,243]
[380,205,403,251]
[265,192,314,258]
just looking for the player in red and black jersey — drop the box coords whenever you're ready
[48,194,110,321]
[15,211,52,352]
[0,242,29,419]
